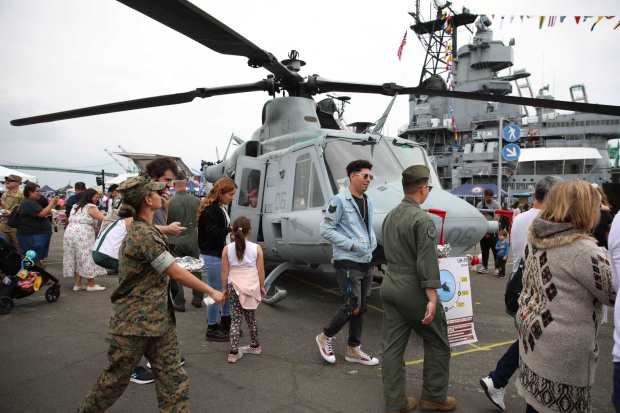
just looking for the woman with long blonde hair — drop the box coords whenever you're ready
[516,180,615,413]
[198,177,237,341]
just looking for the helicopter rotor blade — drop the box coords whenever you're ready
[312,78,620,117]
[10,81,272,126]
[116,0,301,85]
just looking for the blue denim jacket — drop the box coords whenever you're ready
[320,188,377,264]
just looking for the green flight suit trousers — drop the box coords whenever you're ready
[381,277,450,411]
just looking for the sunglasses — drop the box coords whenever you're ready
[354,172,374,181]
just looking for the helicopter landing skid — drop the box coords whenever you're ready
[262,262,293,305]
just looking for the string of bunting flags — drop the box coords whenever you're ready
[397,13,619,59]
[488,15,619,31]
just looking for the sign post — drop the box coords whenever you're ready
[498,119,503,206]
[499,121,522,206]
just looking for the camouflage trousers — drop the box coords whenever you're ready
[77,328,189,413]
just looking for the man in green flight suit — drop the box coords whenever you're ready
[381,165,456,412]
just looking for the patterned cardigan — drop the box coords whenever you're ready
[516,218,615,413]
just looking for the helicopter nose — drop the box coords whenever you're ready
[368,182,489,255]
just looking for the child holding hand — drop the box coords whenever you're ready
[221,216,266,363]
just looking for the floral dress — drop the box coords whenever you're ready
[63,203,106,279]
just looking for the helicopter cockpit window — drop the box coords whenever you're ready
[324,138,400,192]
[324,138,436,193]
[238,168,261,208]
[293,154,324,210]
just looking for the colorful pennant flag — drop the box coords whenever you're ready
[560,16,566,23]
[548,16,556,27]
[614,20,620,30]
[575,16,581,24]
[591,16,605,31]
[539,16,545,29]
[397,30,407,61]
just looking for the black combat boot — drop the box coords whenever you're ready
[205,324,228,342]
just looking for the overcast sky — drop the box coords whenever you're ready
[1,0,618,188]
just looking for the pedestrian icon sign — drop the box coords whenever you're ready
[502,143,521,162]
[502,123,521,143]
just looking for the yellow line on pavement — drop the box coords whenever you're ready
[405,339,515,366]
[288,274,515,366]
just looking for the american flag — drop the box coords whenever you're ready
[397,30,407,60]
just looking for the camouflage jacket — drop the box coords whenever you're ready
[110,217,176,337]
[1,190,23,211]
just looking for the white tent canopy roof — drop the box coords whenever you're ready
[518,147,602,163]
[106,172,138,185]
[0,165,37,183]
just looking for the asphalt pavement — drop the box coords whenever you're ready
[0,231,615,412]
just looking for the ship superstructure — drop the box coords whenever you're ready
[399,5,619,195]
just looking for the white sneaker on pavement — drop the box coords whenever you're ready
[86,284,106,292]
[316,333,336,364]
[477,265,489,274]
[480,376,506,411]
[345,345,379,366]
[72,285,85,292]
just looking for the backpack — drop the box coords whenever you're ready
[504,257,524,317]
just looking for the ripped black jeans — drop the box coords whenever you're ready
[323,266,372,347]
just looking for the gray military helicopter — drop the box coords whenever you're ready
[11,0,620,303]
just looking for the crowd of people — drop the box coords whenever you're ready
[1,158,619,413]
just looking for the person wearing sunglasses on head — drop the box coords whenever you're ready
[316,159,380,367]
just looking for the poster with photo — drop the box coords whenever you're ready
[437,256,478,347]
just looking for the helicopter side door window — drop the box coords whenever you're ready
[238,168,261,208]
[292,153,325,211]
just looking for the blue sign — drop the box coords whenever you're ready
[502,123,521,143]
[502,143,521,162]
[437,270,456,302]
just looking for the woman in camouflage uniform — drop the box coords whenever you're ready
[78,176,224,413]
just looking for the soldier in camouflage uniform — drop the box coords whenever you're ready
[0,174,24,250]
[78,176,224,413]
[381,165,456,413]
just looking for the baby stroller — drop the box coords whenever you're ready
[0,234,61,314]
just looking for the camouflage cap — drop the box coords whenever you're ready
[5,174,22,183]
[402,164,430,186]
[118,175,166,206]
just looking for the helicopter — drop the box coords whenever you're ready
[10,0,620,304]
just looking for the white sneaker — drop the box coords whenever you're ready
[227,351,243,363]
[86,284,106,292]
[72,285,85,292]
[316,333,336,364]
[345,345,379,366]
[480,376,506,411]
[477,265,489,274]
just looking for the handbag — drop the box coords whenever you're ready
[504,257,524,317]
[6,206,21,228]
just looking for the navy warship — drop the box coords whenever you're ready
[398,2,620,200]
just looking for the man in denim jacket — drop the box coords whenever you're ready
[316,160,379,366]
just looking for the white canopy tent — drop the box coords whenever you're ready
[0,165,38,183]
[106,172,138,185]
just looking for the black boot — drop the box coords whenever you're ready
[205,324,228,342]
